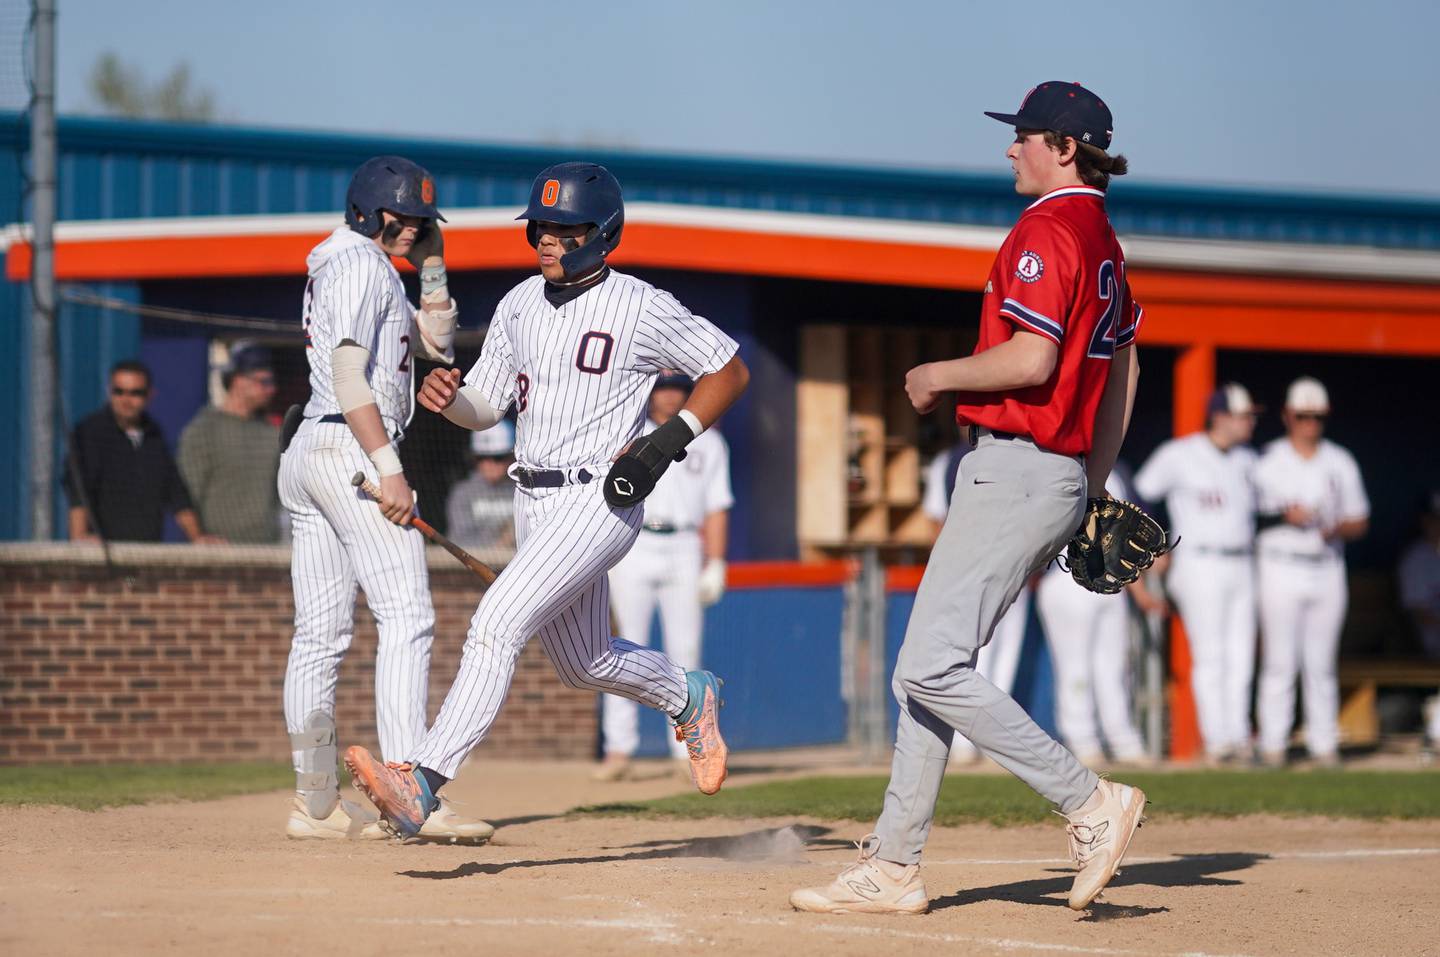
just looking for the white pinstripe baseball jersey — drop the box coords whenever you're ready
[407,269,739,779]
[1134,433,1257,550]
[281,226,436,779]
[1253,437,1369,561]
[464,271,738,470]
[301,227,418,435]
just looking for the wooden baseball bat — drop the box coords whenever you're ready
[350,471,499,586]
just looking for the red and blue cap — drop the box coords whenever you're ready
[985,81,1114,151]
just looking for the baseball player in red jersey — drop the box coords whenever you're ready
[793,81,1147,915]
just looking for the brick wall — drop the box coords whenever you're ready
[0,544,597,765]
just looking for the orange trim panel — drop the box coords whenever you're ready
[727,561,854,589]
[886,566,927,592]
[3,224,997,289]
[10,223,1440,356]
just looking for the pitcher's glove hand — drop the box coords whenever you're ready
[604,417,693,508]
[1065,497,1177,594]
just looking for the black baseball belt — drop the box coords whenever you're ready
[512,466,595,489]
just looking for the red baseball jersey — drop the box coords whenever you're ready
[954,185,1142,456]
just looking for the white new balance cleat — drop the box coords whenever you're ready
[414,796,495,845]
[1063,778,1148,910]
[590,755,635,782]
[790,834,929,915]
[285,795,387,841]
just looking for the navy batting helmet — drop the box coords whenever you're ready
[345,155,446,238]
[516,162,623,279]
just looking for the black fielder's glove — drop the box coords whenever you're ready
[604,416,694,508]
[1065,497,1177,595]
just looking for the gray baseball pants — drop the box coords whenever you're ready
[874,432,1100,865]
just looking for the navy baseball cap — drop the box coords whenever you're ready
[985,81,1114,151]
[1206,383,1258,417]
[225,341,272,375]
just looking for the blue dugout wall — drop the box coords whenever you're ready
[626,582,849,755]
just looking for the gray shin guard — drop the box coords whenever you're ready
[290,711,339,819]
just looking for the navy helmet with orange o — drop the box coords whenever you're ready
[517,161,624,279]
[345,155,446,238]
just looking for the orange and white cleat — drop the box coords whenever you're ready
[673,670,728,795]
[342,746,437,839]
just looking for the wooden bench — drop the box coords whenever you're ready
[1338,659,1440,745]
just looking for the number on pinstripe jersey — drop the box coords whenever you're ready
[516,373,530,412]
[399,335,410,372]
[575,331,614,375]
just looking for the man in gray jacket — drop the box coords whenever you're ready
[178,343,281,543]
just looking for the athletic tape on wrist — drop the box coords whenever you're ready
[419,256,448,300]
[677,408,704,438]
[417,299,457,356]
[369,443,403,477]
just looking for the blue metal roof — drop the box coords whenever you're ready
[2,112,1438,250]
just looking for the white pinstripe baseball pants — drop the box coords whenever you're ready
[409,478,690,778]
[278,420,435,764]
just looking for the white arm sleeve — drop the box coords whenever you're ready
[443,383,502,432]
[413,298,458,364]
[332,342,375,413]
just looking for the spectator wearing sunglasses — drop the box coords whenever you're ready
[179,342,283,543]
[65,359,216,544]
[1253,377,1370,767]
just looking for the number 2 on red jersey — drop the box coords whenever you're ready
[1087,259,1124,360]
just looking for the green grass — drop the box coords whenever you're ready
[0,762,295,811]
[576,770,1440,825]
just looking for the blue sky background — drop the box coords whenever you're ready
[36,0,1440,198]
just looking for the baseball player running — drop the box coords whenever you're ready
[598,371,734,781]
[1134,384,1260,764]
[1253,377,1369,767]
[793,82,1147,915]
[279,156,492,843]
[922,444,1032,765]
[343,162,750,838]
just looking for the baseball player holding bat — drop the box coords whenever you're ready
[351,473,498,585]
[277,156,491,843]
[343,162,750,840]
[793,81,1148,915]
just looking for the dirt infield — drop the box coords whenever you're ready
[3,758,1438,957]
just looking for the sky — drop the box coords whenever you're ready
[28,0,1440,198]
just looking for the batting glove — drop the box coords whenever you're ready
[698,558,727,607]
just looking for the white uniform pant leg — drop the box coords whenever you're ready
[1037,574,1103,760]
[654,533,703,758]
[537,570,686,711]
[1257,556,1304,755]
[952,588,1029,757]
[1169,555,1239,757]
[1221,561,1258,751]
[601,542,661,759]
[410,485,687,779]
[280,441,358,754]
[1089,591,1146,760]
[291,430,436,762]
[1299,562,1347,758]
